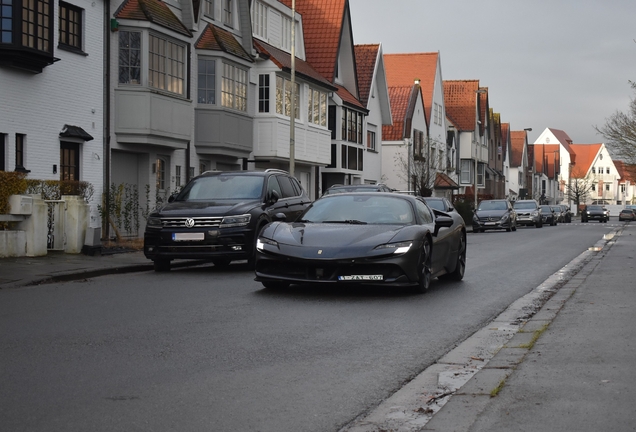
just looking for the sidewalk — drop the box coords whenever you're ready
[424,223,636,431]
[0,249,153,289]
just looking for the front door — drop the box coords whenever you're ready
[60,142,80,180]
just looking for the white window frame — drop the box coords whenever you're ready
[252,0,267,40]
[281,15,292,51]
[118,30,141,85]
[460,159,472,184]
[203,0,215,18]
[367,130,376,151]
[307,87,327,126]
[197,58,216,104]
[149,33,186,96]
[223,0,233,27]
[276,75,299,119]
[222,62,247,112]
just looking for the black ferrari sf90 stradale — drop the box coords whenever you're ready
[254,193,466,293]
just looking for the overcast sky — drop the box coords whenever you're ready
[349,0,636,145]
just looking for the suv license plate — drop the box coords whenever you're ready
[173,232,205,241]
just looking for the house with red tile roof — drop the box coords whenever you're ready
[281,0,386,191]
[533,128,577,206]
[530,143,561,204]
[381,82,427,193]
[251,0,340,198]
[569,143,621,206]
[353,44,392,186]
[486,109,505,199]
[509,130,532,199]
[614,160,636,205]
[383,53,458,197]
[443,80,489,204]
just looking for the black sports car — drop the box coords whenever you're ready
[254,193,467,293]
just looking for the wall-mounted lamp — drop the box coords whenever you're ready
[110,18,119,32]
[53,164,57,174]
[93,152,100,160]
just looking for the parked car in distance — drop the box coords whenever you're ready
[322,184,393,195]
[144,170,311,271]
[581,205,609,223]
[559,204,573,223]
[618,208,636,221]
[254,193,467,293]
[540,205,557,226]
[550,205,565,223]
[472,199,517,233]
[513,199,542,228]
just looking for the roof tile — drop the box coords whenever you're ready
[354,44,379,107]
[115,0,191,36]
[443,80,480,131]
[196,24,252,61]
[384,53,438,125]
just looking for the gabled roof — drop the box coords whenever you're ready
[383,85,419,141]
[501,122,509,160]
[279,0,346,83]
[615,160,636,184]
[354,44,379,107]
[383,53,438,126]
[443,80,480,132]
[254,40,335,89]
[434,172,459,189]
[195,24,252,61]
[115,0,192,36]
[569,143,603,177]
[509,130,527,168]
[335,84,366,110]
[534,144,561,178]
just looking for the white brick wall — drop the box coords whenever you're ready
[0,0,104,227]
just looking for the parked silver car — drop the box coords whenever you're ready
[513,199,542,228]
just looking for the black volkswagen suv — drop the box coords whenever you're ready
[144,170,311,271]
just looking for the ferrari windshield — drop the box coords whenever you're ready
[301,195,414,224]
[176,175,264,200]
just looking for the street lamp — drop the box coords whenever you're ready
[289,0,296,177]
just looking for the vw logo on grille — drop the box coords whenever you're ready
[184,218,195,228]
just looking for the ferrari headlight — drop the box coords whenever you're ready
[375,241,413,254]
[220,214,251,228]
[256,237,278,251]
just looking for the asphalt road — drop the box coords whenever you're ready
[0,221,622,432]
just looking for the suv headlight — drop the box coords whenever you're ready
[147,217,162,228]
[220,214,251,228]
[531,211,539,217]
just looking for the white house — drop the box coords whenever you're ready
[1,0,105,227]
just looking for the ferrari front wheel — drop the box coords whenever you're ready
[415,237,432,294]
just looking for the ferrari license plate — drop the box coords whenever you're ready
[172,232,205,241]
[338,275,383,281]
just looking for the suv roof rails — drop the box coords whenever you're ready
[264,169,289,174]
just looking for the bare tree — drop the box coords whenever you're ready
[595,81,636,164]
[565,166,595,214]
[393,138,446,196]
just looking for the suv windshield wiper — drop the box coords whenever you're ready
[323,220,367,225]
